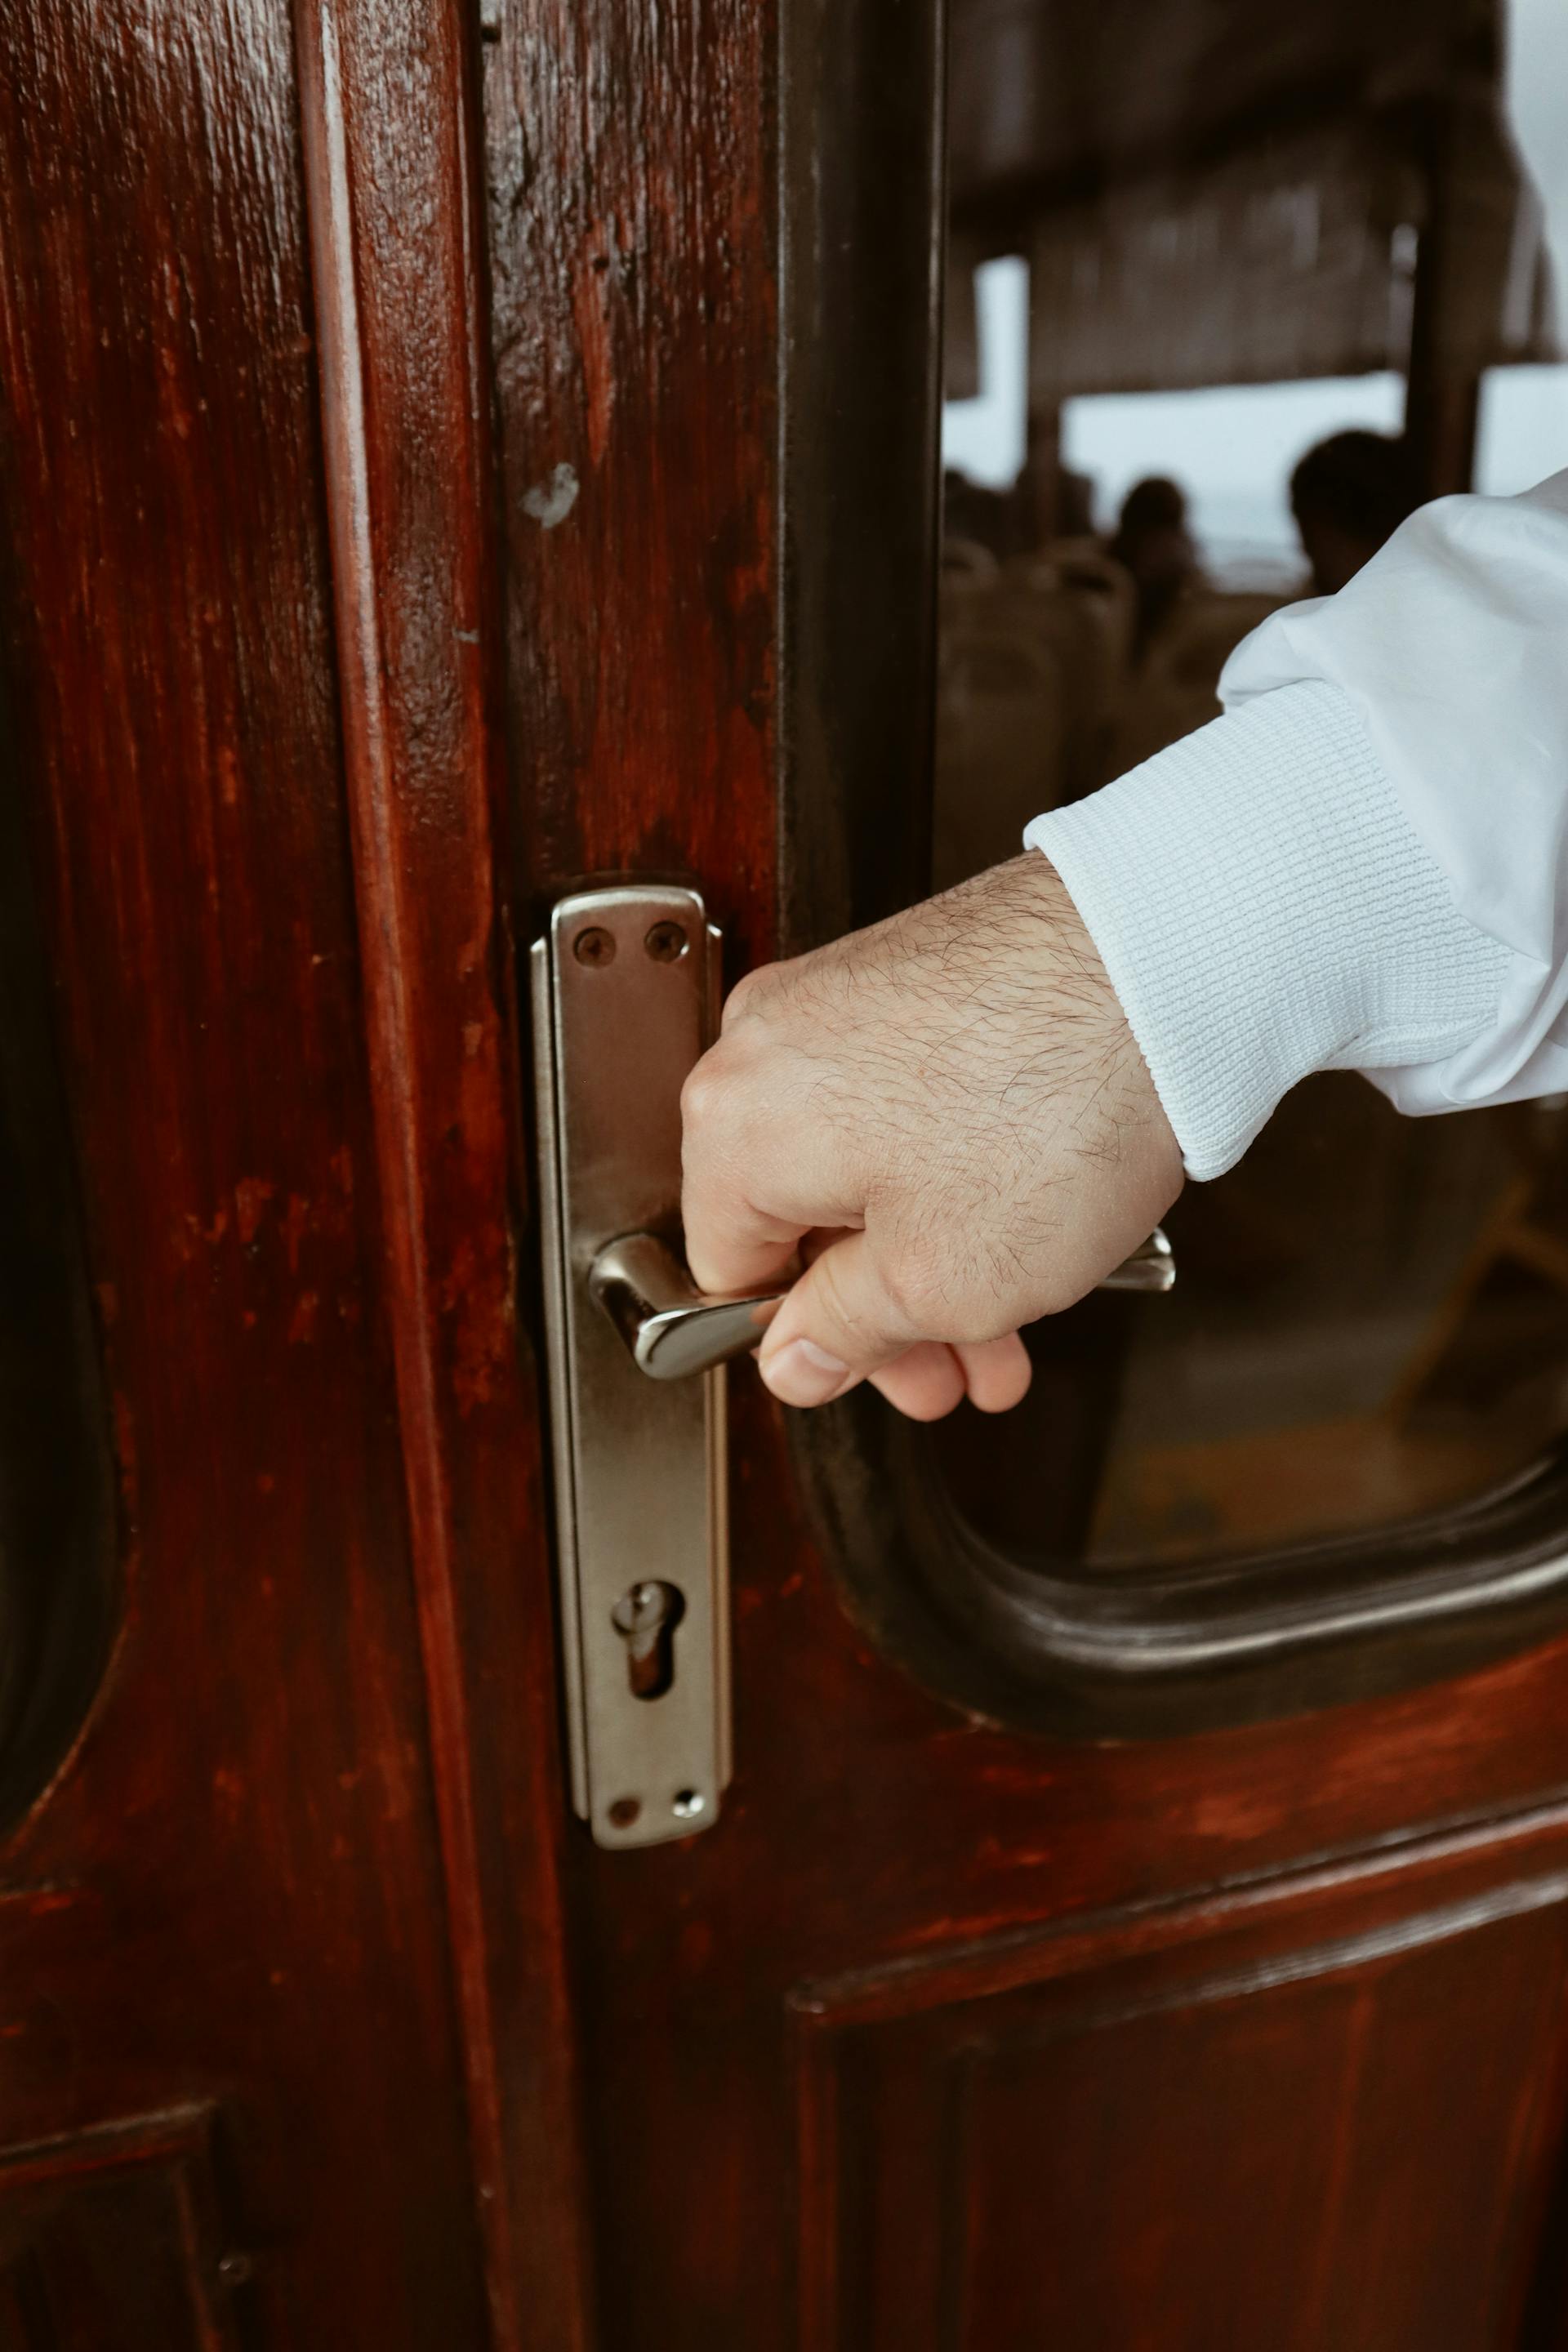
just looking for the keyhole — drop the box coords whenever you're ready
[610,1580,686,1700]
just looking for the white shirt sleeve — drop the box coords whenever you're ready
[1024,468,1568,1181]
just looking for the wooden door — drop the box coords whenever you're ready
[0,2,585,2341]
[6,3,1568,2351]
[484,0,1568,2345]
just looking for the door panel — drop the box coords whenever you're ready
[799,1820,1568,2350]
[0,0,582,2338]
[563,1530,1568,2345]
[482,0,1568,2344]
[6,0,1568,2342]
[0,2108,237,2348]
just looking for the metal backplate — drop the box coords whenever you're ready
[531,885,730,1849]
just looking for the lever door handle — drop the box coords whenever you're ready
[590,1233,785,1380]
[1098,1226,1175,1295]
[592,1223,1175,1384]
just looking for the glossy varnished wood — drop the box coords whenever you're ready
[483,0,777,947]
[480,1,1568,2345]
[0,2106,235,2342]
[0,654,115,1830]
[294,2,589,2338]
[0,0,582,2336]
[6,0,1568,2338]
[794,1802,1568,2348]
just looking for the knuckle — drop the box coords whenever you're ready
[723,967,767,1025]
[679,1054,729,1134]
[811,1247,880,1348]
[871,1241,947,1335]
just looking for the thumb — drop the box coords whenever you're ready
[755,1229,923,1407]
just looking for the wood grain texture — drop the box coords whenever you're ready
[0,0,581,2339]
[794,1808,1568,2350]
[0,2106,236,2347]
[16,0,1559,2334]
[0,635,115,1832]
[293,2,590,2340]
[555,1476,1568,2345]
[483,0,777,963]
[481,0,1568,2342]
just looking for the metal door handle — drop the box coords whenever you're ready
[1099,1226,1175,1294]
[590,1232,785,1379]
[592,1223,1174,1384]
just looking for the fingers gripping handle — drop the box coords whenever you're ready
[590,1233,786,1380]
[591,1226,1174,1383]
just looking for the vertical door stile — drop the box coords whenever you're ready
[292,2,591,2343]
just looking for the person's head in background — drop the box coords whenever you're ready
[1290,430,1422,595]
[1109,476,1198,653]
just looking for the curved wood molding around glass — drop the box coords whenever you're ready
[792,1400,1568,1737]
[0,711,118,1833]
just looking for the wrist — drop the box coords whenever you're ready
[985,852,1182,1187]
[934,856,1183,1303]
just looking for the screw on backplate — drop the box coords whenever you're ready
[217,2252,255,2287]
[644,920,688,964]
[573,926,616,967]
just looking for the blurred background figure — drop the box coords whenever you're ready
[1290,429,1423,594]
[1107,475,1202,657]
[943,464,1029,565]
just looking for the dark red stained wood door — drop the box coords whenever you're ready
[0,0,585,2344]
[6,3,1568,2351]
[483,2,1568,2349]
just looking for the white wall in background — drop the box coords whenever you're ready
[1477,366,1568,493]
[1061,376,1406,563]
[941,255,1028,488]
[1508,0,1568,314]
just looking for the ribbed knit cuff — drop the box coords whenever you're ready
[1024,680,1511,1179]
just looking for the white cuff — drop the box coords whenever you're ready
[1024,680,1512,1180]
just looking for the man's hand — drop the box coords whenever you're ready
[680,855,1183,1419]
